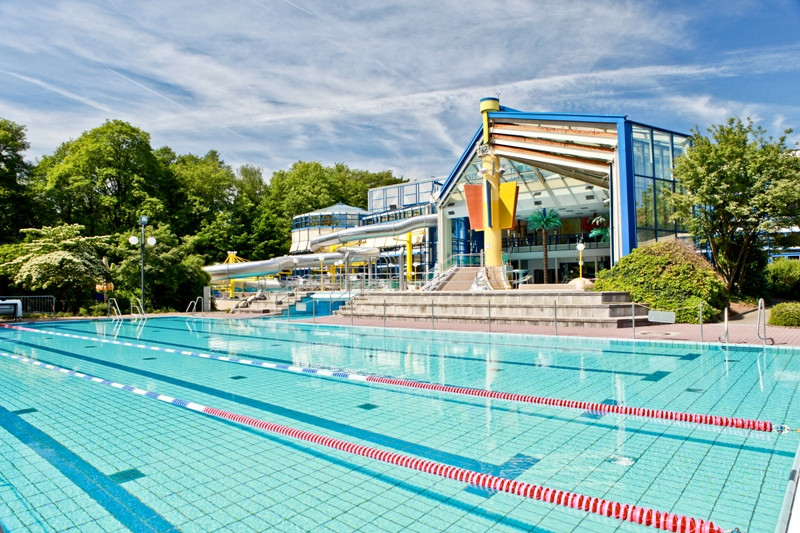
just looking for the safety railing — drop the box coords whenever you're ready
[756,298,774,345]
[185,296,204,316]
[107,298,122,319]
[0,295,56,317]
[131,298,145,321]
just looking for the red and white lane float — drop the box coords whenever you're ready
[0,323,790,434]
[0,349,726,533]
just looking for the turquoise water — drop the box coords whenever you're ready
[0,317,798,532]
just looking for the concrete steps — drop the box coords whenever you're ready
[438,267,480,291]
[335,290,649,328]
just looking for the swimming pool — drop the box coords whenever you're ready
[0,316,798,532]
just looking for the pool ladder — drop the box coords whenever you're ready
[108,298,122,320]
[185,297,204,317]
[131,298,145,321]
[756,298,774,345]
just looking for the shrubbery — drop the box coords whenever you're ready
[768,302,800,327]
[593,240,727,323]
[767,258,800,300]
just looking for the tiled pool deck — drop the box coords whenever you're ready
[305,312,800,349]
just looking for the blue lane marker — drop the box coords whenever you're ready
[643,370,671,382]
[0,405,178,533]
[6,338,507,474]
[581,399,618,419]
[465,454,539,497]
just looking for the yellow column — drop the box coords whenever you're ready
[479,97,503,268]
[406,231,413,282]
[228,279,235,298]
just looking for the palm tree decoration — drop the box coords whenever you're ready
[589,214,610,243]
[528,208,562,284]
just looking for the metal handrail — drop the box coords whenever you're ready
[719,308,729,344]
[108,298,122,319]
[131,297,145,320]
[185,296,204,316]
[756,298,774,345]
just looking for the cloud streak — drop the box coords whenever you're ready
[0,0,798,178]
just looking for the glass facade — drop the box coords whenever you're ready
[632,124,689,245]
[368,178,440,213]
[291,212,363,230]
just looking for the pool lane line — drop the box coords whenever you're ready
[35,322,655,377]
[2,323,782,434]
[0,349,726,533]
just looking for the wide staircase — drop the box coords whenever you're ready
[335,290,649,328]
[228,291,304,315]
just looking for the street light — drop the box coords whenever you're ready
[128,215,156,313]
[576,241,586,279]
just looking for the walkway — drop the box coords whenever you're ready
[302,307,800,348]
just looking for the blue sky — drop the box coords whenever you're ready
[1,0,799,180]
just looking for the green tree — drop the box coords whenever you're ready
[247,161,404,260]
[32,120,168,236]
[169,150,237,237]
[0,224,109,311]
[669,118,800,294]
[0,118,34,241]
[112,224,209,311]
[528,208,562,284]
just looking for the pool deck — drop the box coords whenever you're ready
[298,308,800,348]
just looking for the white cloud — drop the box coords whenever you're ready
[1,0,798,178]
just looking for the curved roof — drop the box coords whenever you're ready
[295,203,369,218]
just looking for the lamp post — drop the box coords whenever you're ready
[128,216,156,313]
[576,241,586,279]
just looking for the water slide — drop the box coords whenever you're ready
[203,214,438,281]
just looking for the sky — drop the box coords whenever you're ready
[1,0,799,181]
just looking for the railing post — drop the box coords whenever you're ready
[631,303,636,338]
[383,298,386,328]
[699,302,704,343]
[719,308,729,343]
[553,298,558,336]
[431,299,435,330]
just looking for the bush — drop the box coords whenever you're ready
[767,259,800,299]
[768,302,800,327]
[593,240,728,323]
[78,303,111,317]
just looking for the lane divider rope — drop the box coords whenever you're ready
[0,323,785,434]
[0,348,726,533]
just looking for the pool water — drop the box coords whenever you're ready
[0,317,798,532]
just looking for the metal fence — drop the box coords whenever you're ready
[0,295,56,317]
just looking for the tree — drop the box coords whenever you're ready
[0,118,34,241]
[31,120,167,236]
[0,224,109,311]
[112,224,209,311]
[589,214,610,243]
[669,118,800,295]
[169,150,237,237]
[528,208,562,284]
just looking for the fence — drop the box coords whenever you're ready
[0,295,56,317]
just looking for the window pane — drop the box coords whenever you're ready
[655,179,674,229]
[632,126,653,177]
[635,176,655,227]
[673,135,689,161]
[653,131,672,179]
[637,228,656,246]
